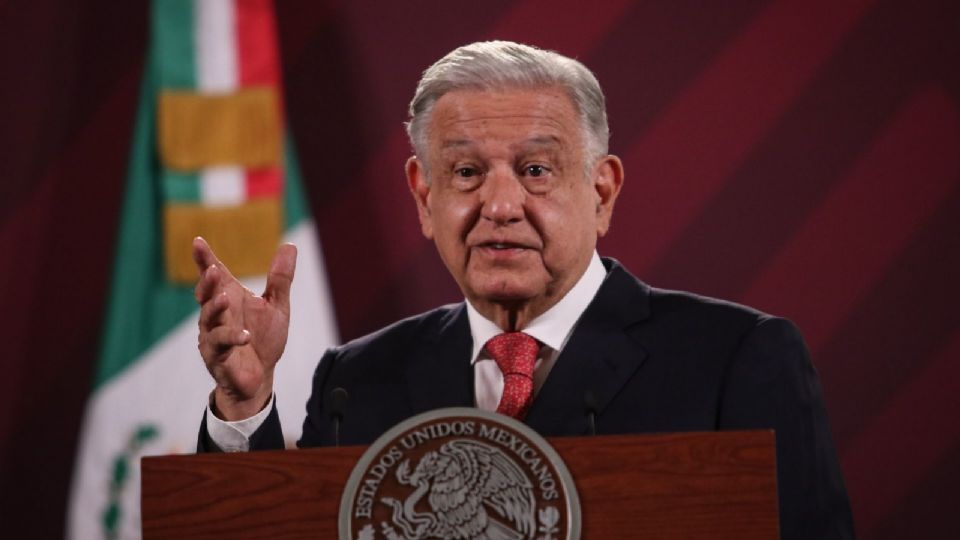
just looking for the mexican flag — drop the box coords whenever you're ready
[67,1,338,538]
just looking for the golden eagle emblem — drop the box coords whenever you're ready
[380,440,536,540]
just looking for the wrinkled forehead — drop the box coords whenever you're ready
[426,87,583,150]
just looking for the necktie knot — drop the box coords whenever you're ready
[485,332,539,419]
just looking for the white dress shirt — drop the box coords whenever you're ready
[469,251,607,411]
[206,252,607,451]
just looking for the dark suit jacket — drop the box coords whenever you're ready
[199,258,854,539]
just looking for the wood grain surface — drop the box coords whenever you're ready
[141,430,777,539]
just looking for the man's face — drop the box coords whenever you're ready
[407,86,623,327]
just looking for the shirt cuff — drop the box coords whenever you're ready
[205,392,275,452]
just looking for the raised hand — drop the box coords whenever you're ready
[193,236,297,420]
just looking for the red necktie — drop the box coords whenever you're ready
[485,332,539,420]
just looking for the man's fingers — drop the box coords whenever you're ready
[194,264,221,303]
[199,291,230,329]
[192,236,220,274]
[202,327,251,359]
[264,243,297,310]
[192,236,237,281]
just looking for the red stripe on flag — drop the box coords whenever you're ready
[235,0,285,196]
[615,0,874,276]
[246,167,282,199]
[741,86,960,352]
[841,329,960,538]
[235,0,281,87]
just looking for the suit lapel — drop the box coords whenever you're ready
[526,260,651,435]
[405,304,475,414]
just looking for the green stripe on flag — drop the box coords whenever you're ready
[94,52,197,388]
[153,0,196,89]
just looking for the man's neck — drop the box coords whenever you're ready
[472,284,574,331]
[479,301,545,332]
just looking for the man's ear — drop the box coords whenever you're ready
[593,154,624,237]
[406,156,434,239]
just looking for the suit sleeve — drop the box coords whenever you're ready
[297,347,339,448]
[718,317,854,540]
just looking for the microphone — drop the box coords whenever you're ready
[329,387,349,447]
[583,390,598,436]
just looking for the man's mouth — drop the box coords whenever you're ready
[471,242,538,263]
[478,241,528,251]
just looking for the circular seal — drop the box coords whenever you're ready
[339,407,581,540]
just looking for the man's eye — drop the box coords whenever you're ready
[524,164,549,177]
[455,167,479,178]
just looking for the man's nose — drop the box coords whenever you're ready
[480,166,525,224]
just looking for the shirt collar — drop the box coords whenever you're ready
[466,251,607,363]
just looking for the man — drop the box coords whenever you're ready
[194,41,853,538]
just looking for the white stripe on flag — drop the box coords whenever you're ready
[200,166,246,206]
[195,0,237,92]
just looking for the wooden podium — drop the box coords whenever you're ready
[141,430,778,539]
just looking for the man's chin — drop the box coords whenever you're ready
[468,281,543,307]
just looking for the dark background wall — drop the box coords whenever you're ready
[1,0,958,537]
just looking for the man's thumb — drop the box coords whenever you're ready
[265,243,297,308]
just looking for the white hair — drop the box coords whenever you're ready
[406,40,610,164]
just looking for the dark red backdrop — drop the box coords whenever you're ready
[1,0,958,537]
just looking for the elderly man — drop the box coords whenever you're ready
[194,41,853,538]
